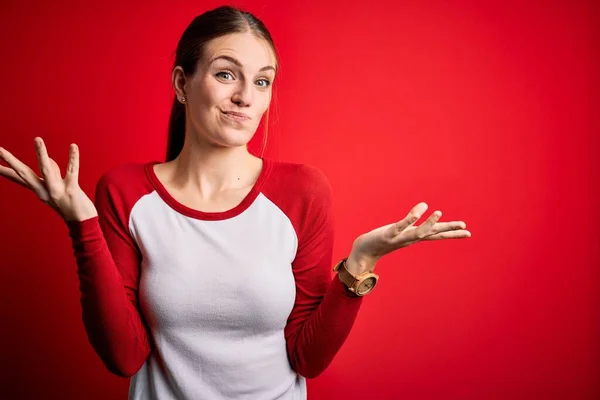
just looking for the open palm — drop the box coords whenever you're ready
[352,202,471,264]
[0,137,97,221]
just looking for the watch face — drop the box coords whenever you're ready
[357,277,377,295]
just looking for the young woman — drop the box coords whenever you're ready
[0,5,471,400]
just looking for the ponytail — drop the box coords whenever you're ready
[166,96,186,161]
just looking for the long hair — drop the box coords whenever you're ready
[166,6,278,161]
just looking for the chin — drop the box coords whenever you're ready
[213,127,256,148]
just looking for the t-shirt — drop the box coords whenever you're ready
[66,158,363,400]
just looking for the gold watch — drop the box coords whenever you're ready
[333,258,379,296]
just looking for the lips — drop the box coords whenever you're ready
[221,110,250,122]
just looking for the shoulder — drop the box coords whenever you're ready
[97,162,150,188]
[267,159,333,201]
[94,161,156,209]
[262,159,335,237]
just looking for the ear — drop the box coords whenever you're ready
[172,66,187,101]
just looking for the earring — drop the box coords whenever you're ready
[181,96,186,103]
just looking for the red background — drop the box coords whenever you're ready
[1,0,598,399]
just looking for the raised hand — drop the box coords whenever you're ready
[347,202,471,273]
[0,137,98,221]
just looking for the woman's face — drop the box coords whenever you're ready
[176,32,277,149]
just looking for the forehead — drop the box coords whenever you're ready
[203,32,276,71]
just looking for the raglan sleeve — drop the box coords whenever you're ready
[65,171,151,377]
[284,166,363,379]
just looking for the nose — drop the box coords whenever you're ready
[231,80,253,107]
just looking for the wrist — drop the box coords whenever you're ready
[334,256,380,297]
[66,206,98,222]
[346,252,379,275]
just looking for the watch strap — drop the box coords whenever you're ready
[333,258,379,296]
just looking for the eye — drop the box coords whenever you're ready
[216,71,234,81]
[256,78,271,88]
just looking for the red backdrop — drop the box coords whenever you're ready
[1,0,598,399]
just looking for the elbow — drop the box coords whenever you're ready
[89,341,147,378]
[109,366,139,378]
[85,333,149,378]
[290,357,330,379]
[298,367,326,380]
[103,357,145,378]
[287,340,335,379]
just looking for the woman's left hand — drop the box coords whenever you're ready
[347,202,471,274]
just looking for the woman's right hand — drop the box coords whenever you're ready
[0,137,98,222]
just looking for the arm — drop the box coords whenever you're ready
[284,168,363,379]
[66,173,150,377]
[0,139,150,377]
[283,174,472,379]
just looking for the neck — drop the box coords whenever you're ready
[170,140,261,198]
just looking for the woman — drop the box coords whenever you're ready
[0,5,471,400]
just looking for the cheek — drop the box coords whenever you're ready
[256,92,272,115]
[196,77,228,107]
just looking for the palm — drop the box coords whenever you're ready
[352,202,471,260]
[41,159,76,217]
[0,137,97,221]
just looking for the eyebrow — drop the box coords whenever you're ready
[210,55,276,72]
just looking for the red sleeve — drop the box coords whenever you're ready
[283,166,363,379]
[66,169,151,377]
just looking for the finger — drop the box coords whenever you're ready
[35,139,66,201]
[0,146,49,199]
[34,137,55,181]
[392,202,429,235]
[65,143,79,185]
[424,229,471,240]
[0,164,30,188]
[412,210,442,240]
[427,221,467,235]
